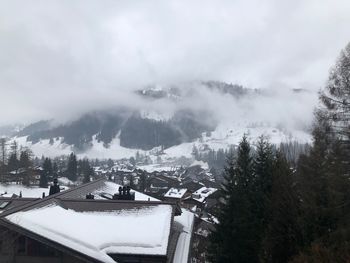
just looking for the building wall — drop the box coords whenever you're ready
[0,226,90,263]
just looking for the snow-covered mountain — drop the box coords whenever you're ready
[7,81,317,160]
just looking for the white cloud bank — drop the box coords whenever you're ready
[0,0,349,124]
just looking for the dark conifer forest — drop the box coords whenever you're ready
[209,42,350,262]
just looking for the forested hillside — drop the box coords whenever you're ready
[209,42,350,263]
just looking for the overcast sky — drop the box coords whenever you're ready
[0,0,350,125]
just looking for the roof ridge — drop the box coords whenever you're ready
[0,178,106,218]
[58,198,173,206]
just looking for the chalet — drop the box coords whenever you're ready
[148,174,180,194]
[180,161,212,183]
[0,179,195,263]
[183,187,217,210]
[179,181,204,193]
[0,167,43,185]
[163,188,190,203]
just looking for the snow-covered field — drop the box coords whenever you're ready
[164,121,311,158]
[10,120,311,163]
[12,135,145,160]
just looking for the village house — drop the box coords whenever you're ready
[163,188,191,203]
[0,179,195,263]
[183,187,217,210]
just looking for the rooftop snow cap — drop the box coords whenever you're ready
[113,186,135,200]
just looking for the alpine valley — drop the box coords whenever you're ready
[2,81,316,164]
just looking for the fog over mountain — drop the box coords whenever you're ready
[1,82,315,160]
[1,0,350,127]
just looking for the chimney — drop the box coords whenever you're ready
[114,185,135,200]
[49,178,61,196]
[86,193,95,200]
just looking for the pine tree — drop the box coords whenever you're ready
[289,41,350,262]
[320,42,350,176]
[262,151,302,262]
[7,153,19,172]
[209,135,258,263]
[253,136,274,193]
[0,138,7,175]
[19,150,31,169]
[19,150,33,186]
[81,159,93,183]
[82,168,92,183]
[8,142,19,173]
[295,109,350,262]
[66,153,77,181]
[52,162,58,177]
[252,136,274,254]
[40,158,52,188]
[297,110,338,243]
[290,43,350,261]
[320,42,350,140]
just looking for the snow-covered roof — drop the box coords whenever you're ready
[164,188,188,199]
[5,203,174,263]
[189,160,209,170]
[0,197,39,214]
[173,209,195,263]
[57,177,76,186]
[0,179,191,262]
[92,181,159,201]
[0,183,50,198]
[191,187,217,203]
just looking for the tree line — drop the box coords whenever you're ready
[0,142,94,187]
[192,141,309,172]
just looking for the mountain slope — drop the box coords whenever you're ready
[9,81,316,159]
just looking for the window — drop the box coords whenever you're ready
[16,236,60,257]
[17,236,26,255]
[27,238,59,257]
[0,201,10,209]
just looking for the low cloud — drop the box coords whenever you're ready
[0,0,349,125]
